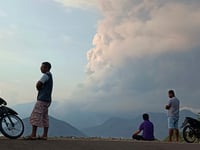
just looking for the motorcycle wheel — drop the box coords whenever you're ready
[0,114,24,139]
[183,125,197,143]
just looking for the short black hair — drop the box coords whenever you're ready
[143,113,149,120]
[168,90,175,97]
[42,62,51,71]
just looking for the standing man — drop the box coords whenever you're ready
[132,113,155,141]
[165,90,180,142]
[27,62,53,140]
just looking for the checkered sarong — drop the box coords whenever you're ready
[30,101,50,127]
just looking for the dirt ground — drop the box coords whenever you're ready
[0,138,199,150]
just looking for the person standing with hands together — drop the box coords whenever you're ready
[25,62,53,140]
[165,90,180,142]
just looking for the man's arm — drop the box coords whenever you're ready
[36,74,49,90]
[133,130,141,136]
[165,102,171,110]
[133,123,143,136]
[36,81,43,91]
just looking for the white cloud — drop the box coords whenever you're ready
[68,0,200,114]
[53,0,97,9]
[87,0,200,76]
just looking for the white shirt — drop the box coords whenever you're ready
[39,73,50,84]
[168,97,180,117]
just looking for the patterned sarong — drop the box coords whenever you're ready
[30,101,51,127]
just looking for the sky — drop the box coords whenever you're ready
[0,0,99,103]
[1,0,200,124]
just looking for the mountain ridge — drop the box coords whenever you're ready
[22,116,86,137]
[82,110,198,140]
[13,102,199,139]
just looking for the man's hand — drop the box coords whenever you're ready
[165,105,170,110]
[36,81,43,90]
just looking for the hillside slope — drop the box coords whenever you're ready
[23,116,86,137]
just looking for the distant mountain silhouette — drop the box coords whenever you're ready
[83,110,198,140]
[22,116,86,137]
[13,102,109,129]
[83,117,138,138]
[14,102,199,139]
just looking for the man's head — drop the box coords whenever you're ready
[40,62,51,73]
[143,113,149,121]
[168,90,175,98]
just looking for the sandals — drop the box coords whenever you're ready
[23,136,37,140]
[37,136,48,140]
[23,136,47,140]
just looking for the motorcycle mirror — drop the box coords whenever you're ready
[0,97,7,105]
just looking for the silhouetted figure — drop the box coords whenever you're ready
[165,90,180,142]
[25,62,53,140]
[132,113,155,141]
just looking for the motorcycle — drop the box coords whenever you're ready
[0,97,24,139]
[181,117,200,143]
